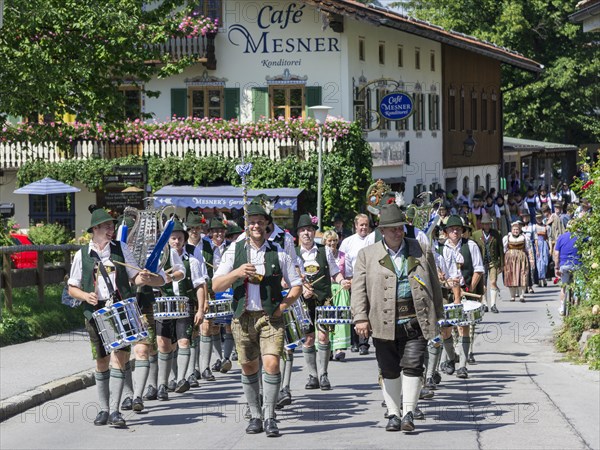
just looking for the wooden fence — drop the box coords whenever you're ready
[0,244,81,310]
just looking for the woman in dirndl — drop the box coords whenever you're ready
[503,221,533,302]
[534,212,550,287]
[322,230,351,361]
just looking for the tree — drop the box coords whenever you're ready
[0,0,196,127]
[391,0,600,144]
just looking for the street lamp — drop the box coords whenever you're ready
[463,132,476,157]
[309,105,332,229]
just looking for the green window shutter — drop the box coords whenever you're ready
[305,86,322,117]
[223,88,240,120]
[252,87,269,122]
[171,88,188,119]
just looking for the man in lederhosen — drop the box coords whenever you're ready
[68,209,166,427]
[213,202,302,437]
[294,214,345,391]
[351,204,443,432]
[471,213,504,313]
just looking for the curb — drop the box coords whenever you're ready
[0,369,95,422]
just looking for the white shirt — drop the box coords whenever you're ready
[172,250,206,295]
[339,233,370,278]
[297,244,340,278]
[207,238,227,270]
[68,240,168,301]
[441,238,484,287]
[214,239,302,311]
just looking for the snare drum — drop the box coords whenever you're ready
[457,300,484,326]
[283,308,305,350]
[205,296,234,324]
[153,296,190,319]
[316,306,352,325]
[437,303,464,326]
[92,297,148,354]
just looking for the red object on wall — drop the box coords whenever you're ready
[9,233,38,269]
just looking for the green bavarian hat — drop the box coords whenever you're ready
[295,213,318,231]
[378,204,406,228]
[88,209,117,233]
[209,217,227,230]
[443,214,466,230]
[225,222,244,237]
[171,218,189,240]
[186,211,205,227]
[247,202,269,219]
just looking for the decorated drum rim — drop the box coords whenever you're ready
[205,311,234,318]
[155,296,190,302]
[315,306,351,311]
[316,318,353,324]
[208,298,233,305]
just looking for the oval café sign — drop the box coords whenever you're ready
[379,92,414,121]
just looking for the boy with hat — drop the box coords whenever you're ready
[68,209,167,427]
[352,204,443,432]
[294,214,345,392]
[213,202,302,437]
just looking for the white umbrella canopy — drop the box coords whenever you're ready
[14,177,80,223]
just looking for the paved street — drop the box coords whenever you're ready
[1,284,598,449]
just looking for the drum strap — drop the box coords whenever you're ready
[90,250,122,303]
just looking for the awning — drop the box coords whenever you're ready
[153,186,304,210]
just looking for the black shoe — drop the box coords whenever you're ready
[359,346,369,356]
[320,374,332,391]
[264,418,280,437]
[520,297,526,303]
[231,351,238,361]
[175,379,190,393]
[108,411,126,428]
[401,411,415,432]
[120,397,133,411]
[93,411,109,426]
[188,374,200,388]
[202,368,216,381]
[211,359,222,372]
[194,369,201,378]
[419,388,434,400]
[456,367,469,379]
[143,385,157,401]
[350,345,359,353]
[276,387,292,409]
[385,414,401,431]
[220,359,232,373]
[333,351,346,362]
[432,371,442,385]
[167,379,177,392]
[425,377,436,390]
[246,417,264,434]
[305,375,320,389]
[441,360,456,375]
[132,397,144,412]
[483,305,489,312]
[468,353,476,364]
[157,384,169,401]
[413,408,425,420]
[491,305,499,313]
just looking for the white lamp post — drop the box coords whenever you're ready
[309,105,332,229]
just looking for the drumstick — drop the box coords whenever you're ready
[164,267,174,274]
[460,290,483,300]
[111,260,159,277]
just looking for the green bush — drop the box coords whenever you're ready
[0,284,83,346]
[27,223,73,264]
[555,299,600,369]
[584,333,600,370]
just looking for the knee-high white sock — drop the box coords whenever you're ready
[282,352,294,389]
[109,368,126,414]
[95,370,110,412]
[212,334,223,360]
[122,360,133,400]
[382,377,402,418]
[458,336,471,369]
[401,374,422,416]
[302,345,318,378]
[133,359,150,399]
[223,333,234,360]
[177,348,191,381]
[200,335,213,372]
[490,289,498,307]
[148,354,158,388]
[317,342,331,378]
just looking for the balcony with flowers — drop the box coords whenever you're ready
[153,13,219,69]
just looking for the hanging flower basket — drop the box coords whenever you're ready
[175,15,219,38]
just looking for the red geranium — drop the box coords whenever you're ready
[582,180,595,190]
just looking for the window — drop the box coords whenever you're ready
[354,84,369,130]
[359,37,365,62]
[270,85,305,119]
[397,45,403,67]
[486,174,492,192]
[430,51,435,71]
[378,42,386,65]
[463,176,470,191]
[428,86,440,130]
[376,88,390,130]
[475,175,481,191]
[119,86,142,120]
[413,85,425,131]
[471,89,478,131]
[415,48,421,69]
[29,194,75,232]
[188,87,223,119]
[481,92,488,131]
[448,86,456,131]
[195,0,222,22]
[460,86,465,131]
[491,91,498,132]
